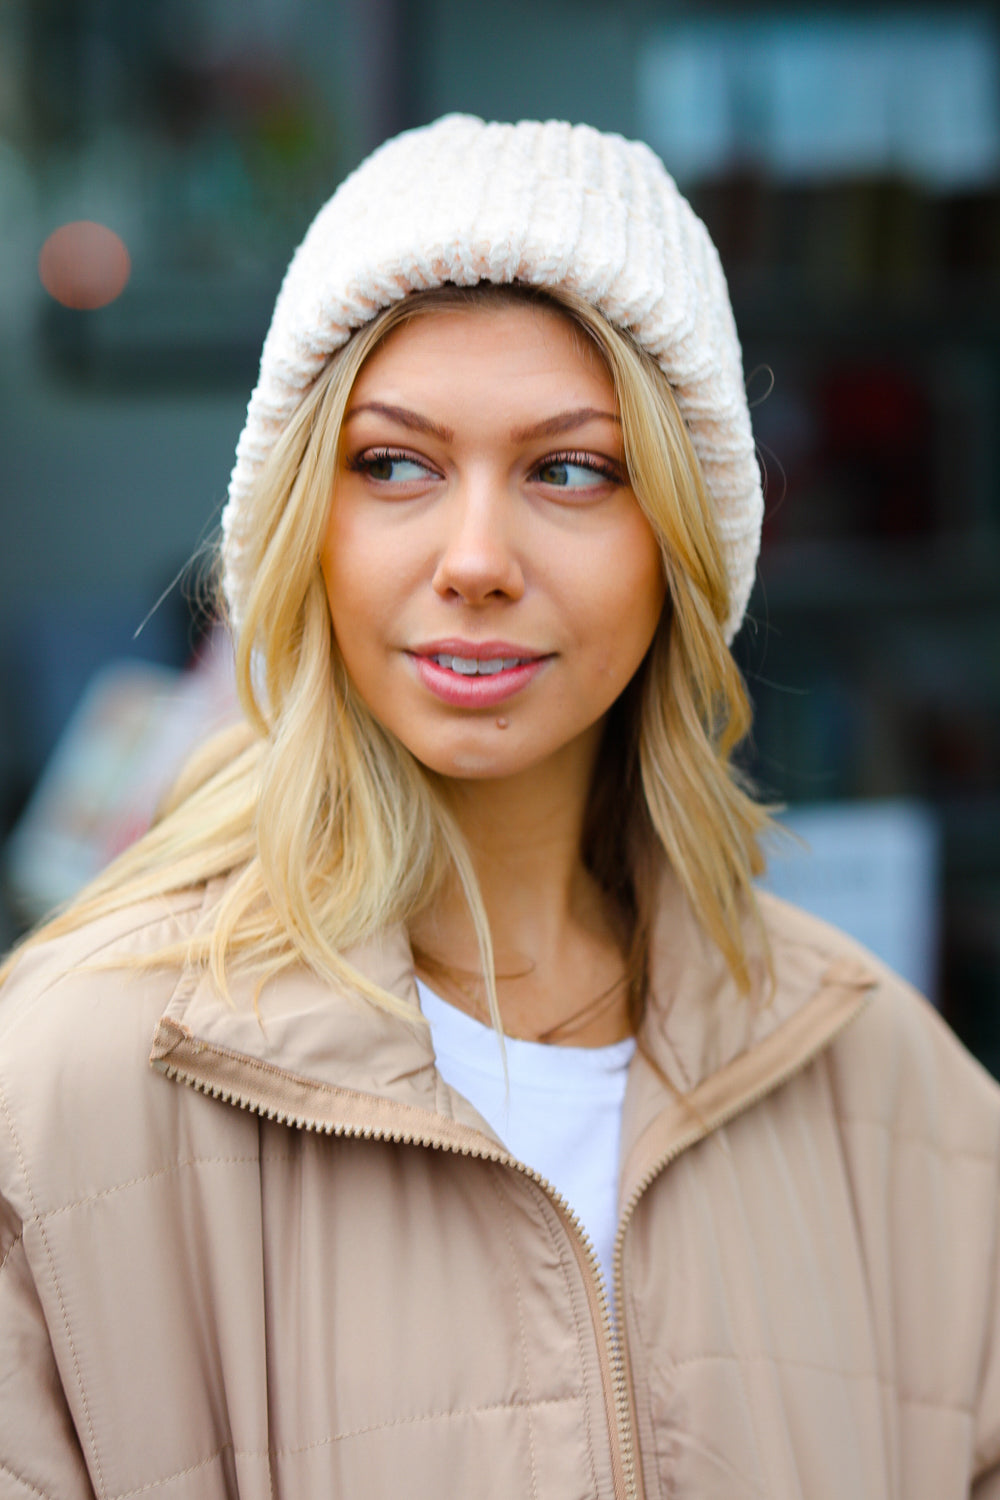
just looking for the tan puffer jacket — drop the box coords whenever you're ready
[1,872,999,1500]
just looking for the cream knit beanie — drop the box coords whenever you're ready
[222,114,762,642]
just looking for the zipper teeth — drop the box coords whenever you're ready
[611,986,874,1336]
[160,984,870,1500]
[159,1059,638,1500]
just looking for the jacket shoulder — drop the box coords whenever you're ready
[758,888,1000,1146]
[759,892,1000,1154]
[5,879,205,979]
[0,889,217,1219]
[0,888,207,1036]
[759,899,1000,1480]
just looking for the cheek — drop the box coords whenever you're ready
[602,531,667,667]
[321,509,391,642]
[580,586,664,702]
[321,523,372,669]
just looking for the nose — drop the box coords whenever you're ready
[431,480,525,604]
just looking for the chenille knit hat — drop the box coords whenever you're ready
[222,114,762,642]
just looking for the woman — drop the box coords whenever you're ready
[1,115,998,1500]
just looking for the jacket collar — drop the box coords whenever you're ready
[150,868,877,1161]
[637,863,875,1088]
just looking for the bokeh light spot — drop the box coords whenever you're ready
[38,221,131,310]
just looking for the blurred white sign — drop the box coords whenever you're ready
[3,629,238,924]
[638,10,1000,188]
[758,799,941,1000]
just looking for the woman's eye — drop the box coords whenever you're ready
[534,457,617,490]
[358,452,432,483]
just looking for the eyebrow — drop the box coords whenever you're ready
[509,407,622,442]
[343,401,621,445]
[344,402,454,442]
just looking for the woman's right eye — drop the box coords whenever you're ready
[354,451,432,483]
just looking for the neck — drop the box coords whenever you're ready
[411,737,632,1044]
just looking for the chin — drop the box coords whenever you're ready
[448,754,509,777]
[418,747,519,779]
[405,733,540,782]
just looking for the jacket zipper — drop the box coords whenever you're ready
[610,985,875,1444]
[156,1051,639,1500]
[156,979,872,1500]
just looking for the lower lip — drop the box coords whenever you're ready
[410,655,549,707]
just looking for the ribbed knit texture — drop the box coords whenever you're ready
[222,114,763,642]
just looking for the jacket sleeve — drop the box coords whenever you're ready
[0,1193,94,1499]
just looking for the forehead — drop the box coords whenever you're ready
[348,300,615,407]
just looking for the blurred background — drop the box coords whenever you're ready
[1,0,998,1070]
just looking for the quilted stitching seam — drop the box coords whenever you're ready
[833,1110,999,1161]
[106,1398,584,1498]
[0,1226,23,1276]
[488,1172,539,1500]
[33,1154,264,1222]
[656,1350,975,1416]
[0,1457,55,1499]
[515,1179,602,1495]
[0,1076,106,1496]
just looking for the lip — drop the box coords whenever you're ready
[407,639,551,709]
[411,638,546,661]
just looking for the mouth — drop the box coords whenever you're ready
[426,652,535,676]
[408,643,551,707]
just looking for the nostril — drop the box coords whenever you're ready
[431,542,525,603]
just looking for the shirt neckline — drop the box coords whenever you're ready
[417,979,637,1086]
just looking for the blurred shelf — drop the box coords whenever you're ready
[735,285,1000,350]
[38,271,281,390]
[755,534,1000,614]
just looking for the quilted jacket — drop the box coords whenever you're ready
[1,869,999,1499]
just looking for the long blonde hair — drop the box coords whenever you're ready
[1,283,772,1019]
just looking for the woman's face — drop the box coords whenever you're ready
[321,301,667,783]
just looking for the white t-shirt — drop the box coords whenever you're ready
[418,980,636,1303]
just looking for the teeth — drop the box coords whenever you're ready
[431,654,525,675]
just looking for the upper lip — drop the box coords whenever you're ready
[410,638,547,661]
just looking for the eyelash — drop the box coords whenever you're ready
[347,447,436,479]
[348,447,623,487]
[535,450,623,486]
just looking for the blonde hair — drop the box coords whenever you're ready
[1,284,772,1018]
